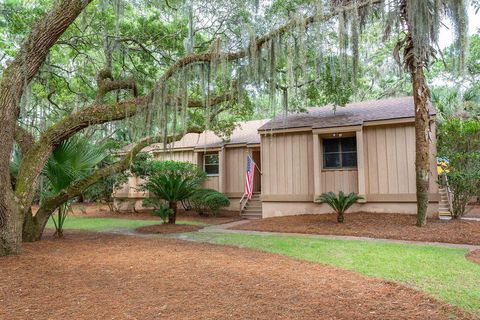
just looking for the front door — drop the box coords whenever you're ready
[252,150,261,192]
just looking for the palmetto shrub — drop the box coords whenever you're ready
[43,137,106,237]
[317,191,363,223]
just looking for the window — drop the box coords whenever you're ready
[203,153,219,175]
[323,137,357,169]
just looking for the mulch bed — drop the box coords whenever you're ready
[466,250,480,265]
[0,231,473,320]
[47,203,242,225]
[136,223,202,234]
[232,212,480,245]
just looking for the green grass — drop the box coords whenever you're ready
[47,216,208,232]
[188,232,480,314]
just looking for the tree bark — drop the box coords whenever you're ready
[0,0,92,256]
[168,202,177,224]
[22,136,163,241]
[410,66,431,227]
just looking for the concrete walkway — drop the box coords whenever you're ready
[105,219,480,251]
[196,219,480,250]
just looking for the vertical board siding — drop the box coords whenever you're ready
[364,124,418,195]
[203,176,219,190]
[261,132,314,197]
[155,150,196,164]
[320,170,358,193]
[225,147,247,194]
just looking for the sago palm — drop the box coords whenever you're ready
[43,137,106,237]
[317,191,363,223]
[143,174,200,224]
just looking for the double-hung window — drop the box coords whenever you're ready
[323,137,357,169]
[203,153,219,175]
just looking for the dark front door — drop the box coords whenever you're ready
[252,150,261,192]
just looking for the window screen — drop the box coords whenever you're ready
[203,153,219,175]
[323,137,357,169]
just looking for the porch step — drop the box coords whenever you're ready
[438,186,451,217]
[241,212,262,219]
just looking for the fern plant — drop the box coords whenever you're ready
[317,191,363,223]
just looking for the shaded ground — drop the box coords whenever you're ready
[136,223,202,234]
[467,250,480,265]
[34,202,241,225]
[233,212,480,245]
[0,232,472,320]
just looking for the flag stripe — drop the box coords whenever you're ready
[245,155,255,200]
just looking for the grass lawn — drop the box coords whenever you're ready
[46,216,207,232]
[188,232,480,314]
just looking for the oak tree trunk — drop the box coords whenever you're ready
[0,0,92,255]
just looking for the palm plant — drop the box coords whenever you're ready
[143,174,200,224]
[317,191,363,223]
[43,137,106,237]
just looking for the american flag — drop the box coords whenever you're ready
[245,155,256,200]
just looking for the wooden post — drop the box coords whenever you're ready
[218,147,225,193]
[313,133,322,201]
[356,129,366,202]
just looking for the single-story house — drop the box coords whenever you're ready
[113,96,439,218]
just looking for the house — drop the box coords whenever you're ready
[113,96,439,218]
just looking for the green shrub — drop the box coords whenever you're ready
[141,160,206,224]
[438,118,480,217]
[190,188,230,216]
[153,204,172,224]
[317,191,363,223]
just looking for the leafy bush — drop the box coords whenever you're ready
[141,161,206,224]
[317,191,363,223]
[43,136,107,237]
[190,188,230,216]
[438,118,480,218]
[153,204,172,224]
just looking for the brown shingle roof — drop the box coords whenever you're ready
[259,96,436,131]
[143,119,268,152]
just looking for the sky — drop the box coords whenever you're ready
[438,5,479,49]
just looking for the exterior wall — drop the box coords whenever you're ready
[154,149,197,164]
[321,170,358,194]
[260,121,439,217]
[262,201,439,218]
[203,176,219,190]
[363,123,438,198]
[261,132,314,201]
[224,146,248,196]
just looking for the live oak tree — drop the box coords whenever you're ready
[0,0,470,255]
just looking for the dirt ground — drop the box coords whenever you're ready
[0,232,472,320]
[233,212,480,245]
[32,202,241,225]
[467,250,480,265]
[136,224,202,234]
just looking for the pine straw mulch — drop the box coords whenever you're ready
[136,223,202,234]
[62,206,242,225]
[232,212,480,245]
[0,231,473,320]
[467,250,480,265]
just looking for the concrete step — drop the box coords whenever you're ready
[243,209,262,214]
[241,213,262,219]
